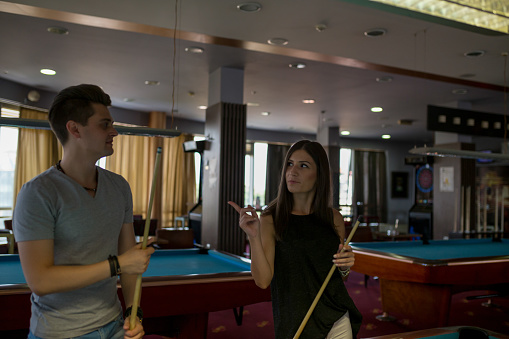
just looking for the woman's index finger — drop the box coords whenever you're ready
[227,201,242,213]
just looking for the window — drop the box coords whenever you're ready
[244,142,268,208]
[339,148,353,219]
[192,136,206,202]
[245,143,254,206]
[0,105,20,219]
[252,142,267,208]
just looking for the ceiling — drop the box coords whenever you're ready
[0,0,507,144]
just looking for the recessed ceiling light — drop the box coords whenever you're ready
[341,131,351,136]
[247,102,259,107]
[381,134,391,139]
[364,28,387,37]
[40,68,56,75]
[315,23,327,32]
[289,62,306,69]
[376,76,393,83]
[302,99,315,104]
[185,46,204,54]
[47,26,69,35]
[371,107,383,112]
[452,89,468,95]
[144,80,160,86]
[237,2,262,12]
[123,98,134,102]
[464,50,485,57]
[268,38,289,46]
[261,111,270,116]
[198,105,207,110]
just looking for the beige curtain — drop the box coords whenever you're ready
[161,133,195,227]
[352,150,388,223]
[106,111,196,228]
[13,108,62,207]
[11,109,196,229]
[106,133,196,228]
[106,134,155,220]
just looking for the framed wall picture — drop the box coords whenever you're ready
[391,172,408,198]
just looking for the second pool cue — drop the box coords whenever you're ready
[130,146,162,329]
[293,219,360,339]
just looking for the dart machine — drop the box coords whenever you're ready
[406,156,434,242]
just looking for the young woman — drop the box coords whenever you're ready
[229,140,362,339]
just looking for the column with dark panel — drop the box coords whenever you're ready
[427,102,476,240]
[201,67,247,256]
[318,125,340,209]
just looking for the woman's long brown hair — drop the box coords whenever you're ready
[262,140,334,240]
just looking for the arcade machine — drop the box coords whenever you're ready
[183,140,210,245]
[406,156,433,242]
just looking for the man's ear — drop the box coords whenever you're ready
[66,120,80,139]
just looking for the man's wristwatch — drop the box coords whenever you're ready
[124,306,143,323]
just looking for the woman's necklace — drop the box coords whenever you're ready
[55,160,97,193]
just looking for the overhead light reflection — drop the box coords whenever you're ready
[409,146,509,161]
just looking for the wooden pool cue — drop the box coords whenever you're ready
[130,147,162,329]
[293,219,360,339]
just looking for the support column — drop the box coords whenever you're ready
[317,124,340,209]
[201,67,246,255]
[432,101,475,240]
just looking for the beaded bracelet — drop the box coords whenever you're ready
[338,267,350,278]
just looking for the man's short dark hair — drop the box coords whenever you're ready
[48,84,112,144]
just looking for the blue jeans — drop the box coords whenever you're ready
[28,314,124,339]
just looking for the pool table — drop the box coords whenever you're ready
[365,326,509,339]
[351,238,509,328]
[0,248,271,338]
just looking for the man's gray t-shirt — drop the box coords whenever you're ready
[13,166,133,338]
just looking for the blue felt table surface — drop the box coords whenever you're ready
[0,249,251,286]
[145,249,251,277]
[430,333,498,339]
[351,238,509,260]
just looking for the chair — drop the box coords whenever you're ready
[133,219,158,237]
[4,219,12,231]
[156,228,194,249]
[346,224,373,243]
[1,220,15,254]
[345,224,373,287]
[174,215,188,229]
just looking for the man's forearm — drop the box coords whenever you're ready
[120,273,138,308]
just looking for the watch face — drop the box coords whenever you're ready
[416,166,433,193]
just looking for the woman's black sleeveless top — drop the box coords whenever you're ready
[270,213,362,339]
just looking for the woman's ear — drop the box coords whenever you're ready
[66,120,80,139]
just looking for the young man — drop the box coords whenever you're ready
[13,84,155,339]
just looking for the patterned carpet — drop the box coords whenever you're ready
[206,271,509,338]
